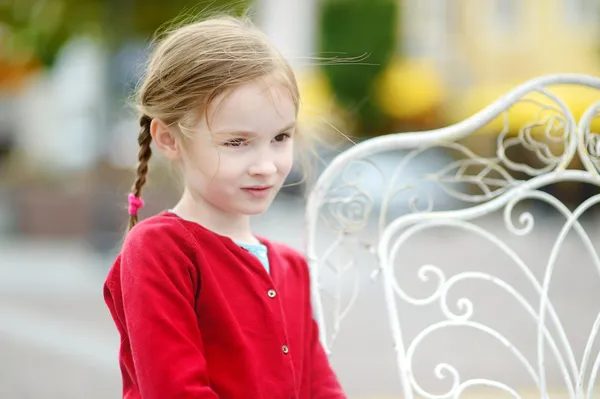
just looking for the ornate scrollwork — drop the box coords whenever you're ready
[579,101,600,174]
[318,159,379,234]
[306,74,600,397]
[377,185,600,398]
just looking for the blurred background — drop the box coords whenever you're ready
[3,0,600,398]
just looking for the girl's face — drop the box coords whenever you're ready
[180,75,297,216]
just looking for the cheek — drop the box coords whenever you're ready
[278,146,295,175]
[182,145,221,180]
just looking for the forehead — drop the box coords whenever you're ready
[206,75,297,134]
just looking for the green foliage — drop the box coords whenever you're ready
[0,0,252,67]
[0,0,104,66]
[127,0,250,43]
[318,0,398,135]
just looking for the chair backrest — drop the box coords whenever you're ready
[305,74,600,398]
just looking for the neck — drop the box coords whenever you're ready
[171,188,258,244]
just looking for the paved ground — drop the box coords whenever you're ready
[3,195,600,398]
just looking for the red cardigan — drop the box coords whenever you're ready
[103,211,346,399]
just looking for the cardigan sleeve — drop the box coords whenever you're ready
[298,255,347,399]
[115,221,220,399]
[308,314,347,398]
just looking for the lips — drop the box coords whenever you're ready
[241,186,273,198]
[243,186,272,190]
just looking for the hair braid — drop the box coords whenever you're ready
[127,115,153,231]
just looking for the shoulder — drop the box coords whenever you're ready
[263,238,312,279]
[105,213,205,306]
[106,212,205,289]
[123,212,197,253]
[268,240,307,264]
[116,212,204,275]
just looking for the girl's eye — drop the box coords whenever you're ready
[224,138,247,147]
[274,133,291,143]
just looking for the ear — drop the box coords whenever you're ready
[150,119,180,161]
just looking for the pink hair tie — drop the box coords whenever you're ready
[128,193,145,215]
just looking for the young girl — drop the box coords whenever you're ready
[103,15,347,399]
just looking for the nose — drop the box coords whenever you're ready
[248,156,277,176]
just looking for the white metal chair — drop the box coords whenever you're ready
[306,74,600,398]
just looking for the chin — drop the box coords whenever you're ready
[241,205,271,215]
[239,200,274,215]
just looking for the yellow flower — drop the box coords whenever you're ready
[296,68,352,141]
[374,57,446,120]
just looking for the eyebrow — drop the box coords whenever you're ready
[214,122,296,136]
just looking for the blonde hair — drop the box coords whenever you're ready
[128,15,301,231]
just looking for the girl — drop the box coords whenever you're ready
[103,15,347,399]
